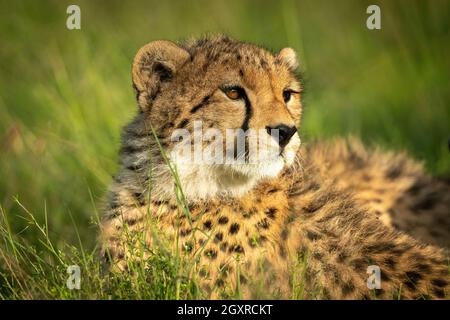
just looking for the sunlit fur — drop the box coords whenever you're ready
[100,36,450,300]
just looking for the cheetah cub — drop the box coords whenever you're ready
[100,36,450,299]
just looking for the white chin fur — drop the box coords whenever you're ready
[228,158,284,179]
[167,133,301,201]
[283,134,301,166]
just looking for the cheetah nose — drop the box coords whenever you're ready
[266,124,297,148]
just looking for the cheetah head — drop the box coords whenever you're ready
[130,36,302,200]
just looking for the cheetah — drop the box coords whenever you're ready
[100,36,450,299]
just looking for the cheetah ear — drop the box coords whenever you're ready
[277,47,299,71]
[132,40,190,109]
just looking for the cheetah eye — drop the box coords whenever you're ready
[283,90,292,103]
[222,86,243,100]
[283,89,301,103]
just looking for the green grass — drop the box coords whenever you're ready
[0,0,449,299]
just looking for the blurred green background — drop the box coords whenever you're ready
[0,0,449,249]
